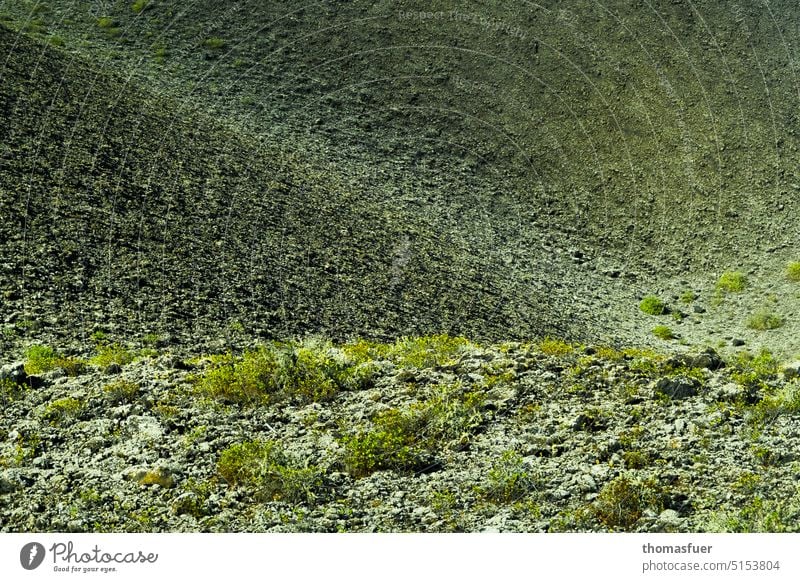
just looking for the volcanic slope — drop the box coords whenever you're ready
[2,0,798,272]
[0,24,589,351]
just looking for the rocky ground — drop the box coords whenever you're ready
[2,337,800,533]
[1,1,800,535]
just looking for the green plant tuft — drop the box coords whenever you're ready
[746,309,783,331]
[786,261,800,282]
[639,295,667,316]
[132,0,150,13]
[196,339,376,405]
[717,270,748,293]
[341,383,485,477]
[103,380,140,404]
[204,37,226,50]
[652,325,675,340]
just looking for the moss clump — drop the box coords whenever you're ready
[680,290,696,304]
[24,345,85,376]
[639,295,667,316]
[218,440,324,504]
[717,271,748,293]
[652,325,675,340]
[746,309,783,331]
[786,262,800,282]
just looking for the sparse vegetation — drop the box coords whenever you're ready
[538,337,574,356]
[703,493,800,532]
[41,397,84,425]
[132,0,150,13]
[341,382,485,477]
[218,440,324,504]
[204,37,226,50]
[680,290,696,304]
[747,309,783,331]
[480,450,537,503]
[639,295,667,316]
[0,378,22,405]
[591,474,663,531]
[103,380,140,404]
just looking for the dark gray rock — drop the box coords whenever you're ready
[656,376,700,399]
[0,362,26,385]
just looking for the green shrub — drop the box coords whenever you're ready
[787,262,800,282]
[197,340,375,405]
[652,325,675,340]
[622,450,650,469]
[730,349,779,402]
[748,383,800,426]
[341,407,430,478]
[591,474,663,531]
[717,271,748,293]
[96,16,115,28]
[103,380,140,404]
[42,397,84,425]
[639,296,667,316]
[218,440,324,504]
[91,343,135,368]
[680,290,696,304]
[746,309,783,331]
[0,378,22,405]
[480,450,537,503]
[24,345,85,376]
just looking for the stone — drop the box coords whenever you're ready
[576,473,597,493]
[657,509,683,530]
[732,338,745,347]
[656,377,699,400]
[0,472,19,494]
[0,362,26,384]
